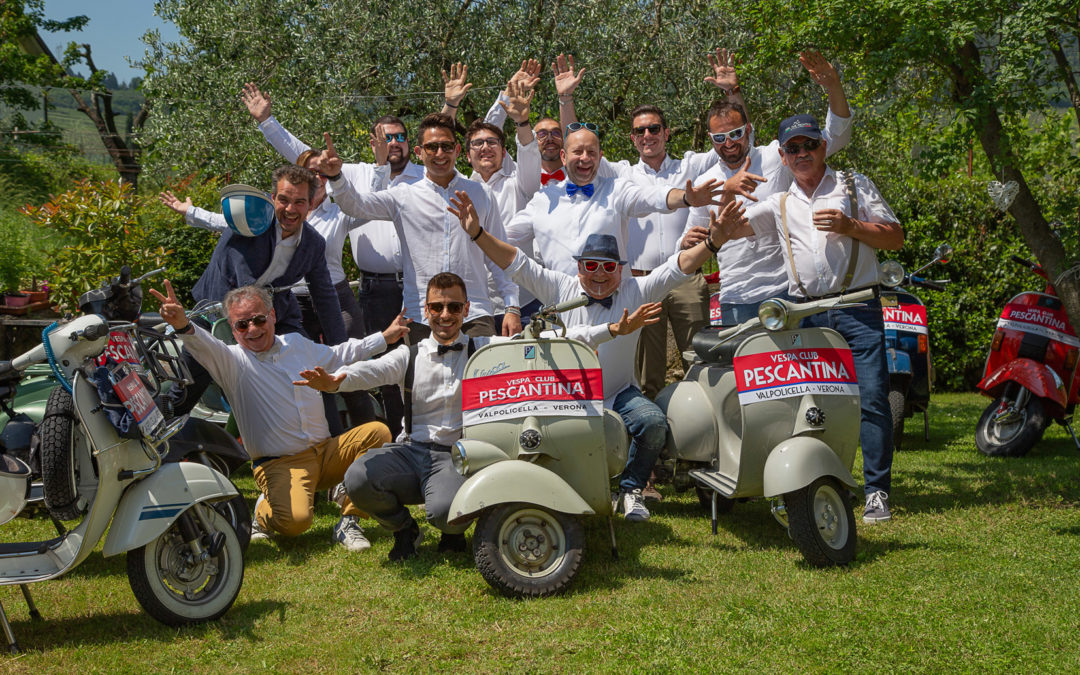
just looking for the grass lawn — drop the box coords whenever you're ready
[2,392,1078,673]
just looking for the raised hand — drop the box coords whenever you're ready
[799,49,840,91]
[442,62,473,108]
[447,190,481,238]
[158,191,192,216]
[317,132,343,179]
[610,302,663,336]
[369,122,389,166]
[382,309,411,344]
[683,178,726,207]
[292,366,346,392]
[499,80,535,124]
[708,199,749,246]
[723,157,767,202]
[704,48,739,92]
[509,58,542,90]
[241,82,272,123]
[148,280,189,330]
[552,53,585,97]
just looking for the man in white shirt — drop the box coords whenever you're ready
[151,282,410,552]
[452,189,746,521]
[293,272,651,561]
[683,50,853,326]
[718,113,903,524]
[321,113,519,341]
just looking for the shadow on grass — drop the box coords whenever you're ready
[5,598,284,653]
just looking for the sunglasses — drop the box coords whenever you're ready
[709,124,748,144]
[385,132,408,143]
[426,301,466,315]
[232,314,269,331]
[565,122,599,137]
[631,123,664,136]
[535,129,563,140]
[781,138,822,155]
[580,260,619,273]
[469,137,501,149]
[422,141,456,154]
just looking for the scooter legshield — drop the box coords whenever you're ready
[976,358,1067,411]
[762,436,858,497]
[448,460,596,526]
[102,461,239,557]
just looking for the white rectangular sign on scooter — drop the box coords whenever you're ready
[734,347,859,405]
[461,368,603,425]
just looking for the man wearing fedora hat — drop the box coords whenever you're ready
[450,190,748,521]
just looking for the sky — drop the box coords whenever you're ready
[40,0,181,84]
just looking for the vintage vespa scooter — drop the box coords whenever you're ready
[0,295,244,652]
[656,288,877,567]
[447,297,628,598]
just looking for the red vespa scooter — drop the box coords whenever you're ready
[975,255,1080,457]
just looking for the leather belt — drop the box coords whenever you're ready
[631,269,652,277]
[359,270,403,282]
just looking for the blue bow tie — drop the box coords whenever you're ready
[585,295,613,309]
[566,182,594,198]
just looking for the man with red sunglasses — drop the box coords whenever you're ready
[451,189,747,522]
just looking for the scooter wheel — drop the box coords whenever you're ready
[127,503,244,626]
[39,386,90,521]
[473,503,584,598]
[785,477,856,567]
[975,391,1048,457]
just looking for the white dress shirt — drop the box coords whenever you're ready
[183,326,386,460]
[256,115,417,274]
[334,327,611,445]
[507,250,690,405]
[329,172,518,323]
[505,176,672,276]
[746,167,898,298]
[686,110,854,304]
[599,151,719,271]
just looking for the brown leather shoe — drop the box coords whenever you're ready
[642,481,663,502]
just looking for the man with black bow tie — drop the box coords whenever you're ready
[293,272,657,561]
[451,190,747,522]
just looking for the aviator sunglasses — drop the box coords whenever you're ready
[781,138,822,155]
[232,314,269,331]
[580,260,619,273]
[709,124,748,144]
[427,301,466,315]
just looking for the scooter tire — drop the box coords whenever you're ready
[473,503,584,598]
[39,386,88,521]
[888,379,908,450]
[785,477,856,567]
[975,392,1048,457]
[212,494,251,553]
[127,503,244,626]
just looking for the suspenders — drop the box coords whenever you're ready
[402,337,476,437]
[778,171,862,298]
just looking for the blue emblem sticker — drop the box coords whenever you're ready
[524,345,536,360]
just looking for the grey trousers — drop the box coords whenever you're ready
[342,441,468,534]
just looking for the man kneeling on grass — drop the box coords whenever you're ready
[293,272,660,561]
[151,282,410,552]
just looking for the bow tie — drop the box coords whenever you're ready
[566,182,594,198]
[436,343,464,356]
[540,169,565,185]
[585,295,613,309]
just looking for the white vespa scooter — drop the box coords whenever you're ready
[657,288,876,567]
[0,309,244,652]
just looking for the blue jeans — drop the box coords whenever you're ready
[800,298,892,495]
[612,386,668,492]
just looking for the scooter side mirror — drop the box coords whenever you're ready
[934,243,953,264]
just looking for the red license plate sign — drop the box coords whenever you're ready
[97,331,141,368]
[709,292,723,326]
[462,368,603,425]
[112,370,165,438]
[882,303,928,335]
[734,347,858,405]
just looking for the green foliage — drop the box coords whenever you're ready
[21,179,169,311]
[0,142,116,206]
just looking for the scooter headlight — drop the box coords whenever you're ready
[758,299,788,332]
[879,260,905,288]
[452,441,468,475]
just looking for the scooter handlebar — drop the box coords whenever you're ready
[1010,254,1038,270]
[538,295,589,317]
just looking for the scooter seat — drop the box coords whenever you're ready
[692,326,761,365]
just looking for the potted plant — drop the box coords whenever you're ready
[0,211,30,306]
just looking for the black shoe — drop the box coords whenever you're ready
[387,519,422,562]
[437,532,468,553]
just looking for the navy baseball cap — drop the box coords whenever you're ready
[573,233,626,264]
[777,114,822,146]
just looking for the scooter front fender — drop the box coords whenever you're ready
[976,358,1067,410]
[762,436,858,497]
[102,461,238,557]
[448,461,594,526]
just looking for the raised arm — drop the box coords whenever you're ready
[440,62,472,118]
[485,59,541,128]
[159,191,228,232]
[321,133,398,220]
[242,82,309,163]
[552,53,585,130]
[448,190,517,270]
[500,79,537,147]
[704,49,748,118]
[798,50,853,156]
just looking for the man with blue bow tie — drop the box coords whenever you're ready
[504,122,735,278]
[451,189,748,522]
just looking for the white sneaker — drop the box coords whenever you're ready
[251,494,272,541]
[329,482,348,509]
[863,490,892,523]
[334,515,371,552]
[620,489,651,522]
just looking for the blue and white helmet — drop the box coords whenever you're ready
[220,184,274,237]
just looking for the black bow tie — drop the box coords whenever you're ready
[585,295,613,309]
[436,343,464,356]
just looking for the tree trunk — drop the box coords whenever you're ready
[949,40,1080,333]
[69,44,141,189]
